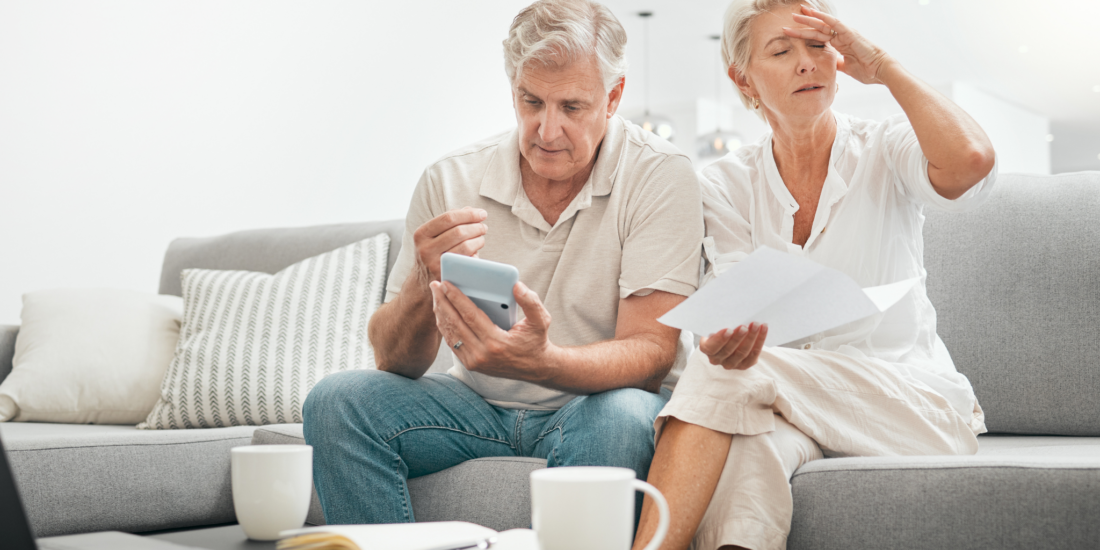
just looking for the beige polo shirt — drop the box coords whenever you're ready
[385,115,703,409]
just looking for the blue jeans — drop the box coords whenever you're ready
[303,369,670,525]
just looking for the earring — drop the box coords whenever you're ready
[752,97,760,109]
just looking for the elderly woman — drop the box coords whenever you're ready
[632,1,996,550]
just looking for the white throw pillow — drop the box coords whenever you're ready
[0,289,184,424]
[139,233,389,429]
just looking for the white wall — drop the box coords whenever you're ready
[0,1,1072,326]
[952,82,1051,175]
[0,1,526,324]
[831,73,906,122]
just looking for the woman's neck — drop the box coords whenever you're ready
[769,111,837,188]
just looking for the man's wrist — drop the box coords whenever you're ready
[526,342,566,387]
[401,262,437,306]
[411,260,437,287]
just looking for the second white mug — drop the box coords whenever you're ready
[531,466,669,550]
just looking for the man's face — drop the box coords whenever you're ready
[513,55,622,183]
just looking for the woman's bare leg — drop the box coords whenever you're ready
[632,417,734,550]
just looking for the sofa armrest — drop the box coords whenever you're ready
[0,325,17,384]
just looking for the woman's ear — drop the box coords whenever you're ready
[728,65,753,99]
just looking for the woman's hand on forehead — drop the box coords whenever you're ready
[784,5,894,85]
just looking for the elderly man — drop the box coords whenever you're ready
[303,0,702,525]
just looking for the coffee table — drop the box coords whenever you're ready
[145,524,276,550]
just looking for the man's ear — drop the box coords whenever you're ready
[728,65,753,99]
[606,77,625,118]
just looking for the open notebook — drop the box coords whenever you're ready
[278,522,538,550]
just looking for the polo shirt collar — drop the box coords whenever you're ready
[589,114,626,197]
[479,116,626,231]
[479,129,524,207]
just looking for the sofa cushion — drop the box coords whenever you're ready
[142,234,389,430]
[158,221,457,378]
[250,424,546,532]
[158,220,405,298]
[1,289,183,424]
[259,421,1100,549]
[924,172,1100,436]
[0,422,257,537]
[788,435,1100,550]
[1,324,18,384]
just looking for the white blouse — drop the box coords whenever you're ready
[699,112,997,425]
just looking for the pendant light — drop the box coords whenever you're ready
[629,11,675,142]
[697,34,743,158]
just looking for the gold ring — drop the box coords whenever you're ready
[831,29,838,38]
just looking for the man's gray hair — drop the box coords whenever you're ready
[503,0,628,93]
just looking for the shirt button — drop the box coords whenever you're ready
[802,343,813,350]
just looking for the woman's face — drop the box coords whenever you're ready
[734,6,839,123]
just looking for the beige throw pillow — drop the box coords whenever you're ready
[0,289,183,424]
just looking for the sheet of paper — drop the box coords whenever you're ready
[492,529,540,550]
[658,247,919,346]
[863,277,920,311]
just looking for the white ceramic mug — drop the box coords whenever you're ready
[530,466,670,550]
[230,445,313,541]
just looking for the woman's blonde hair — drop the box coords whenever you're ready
[720,0,836,114]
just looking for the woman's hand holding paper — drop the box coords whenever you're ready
[699,322,768,371]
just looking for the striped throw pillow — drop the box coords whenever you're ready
[139,234,389,429]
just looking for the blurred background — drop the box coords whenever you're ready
[2,0,1098,323]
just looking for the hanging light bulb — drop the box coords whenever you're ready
[628,12,676,142]
[697,34,743,159]
[698,132,742,158]
[640,116,675,140]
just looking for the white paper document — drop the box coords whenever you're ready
[659,246,919,346]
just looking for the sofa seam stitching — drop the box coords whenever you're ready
[7,436,255,452]
[792,463,1100,479]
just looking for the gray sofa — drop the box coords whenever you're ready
[1,171,1098,548]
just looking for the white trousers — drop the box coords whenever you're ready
[656,345,984,550]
